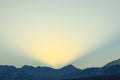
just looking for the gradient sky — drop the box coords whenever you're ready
[0,0,120,68]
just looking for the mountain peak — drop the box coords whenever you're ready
[22,65,34,69]
[58,64,80,72]
[61,64,75,69]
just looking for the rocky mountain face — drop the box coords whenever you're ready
[0,59,120,80]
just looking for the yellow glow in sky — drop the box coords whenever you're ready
[1,0,119,68]
[15,33,86,68]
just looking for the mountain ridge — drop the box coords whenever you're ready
[104,58,120,67]
[0,58,120,80]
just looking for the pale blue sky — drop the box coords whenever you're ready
[0,0,120,68]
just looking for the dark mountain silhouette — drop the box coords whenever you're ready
[64,58,120,80]
[64,74,120,80]
[0,59,120,80]
[104,58,120,67]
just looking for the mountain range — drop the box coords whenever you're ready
[0,59,120,80]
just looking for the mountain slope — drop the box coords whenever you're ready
[0,59,120,80]
[0,64,79,80]
[63,58,120,80]
[104,59,120,67]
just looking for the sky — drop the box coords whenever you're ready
[0,0,120,69]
